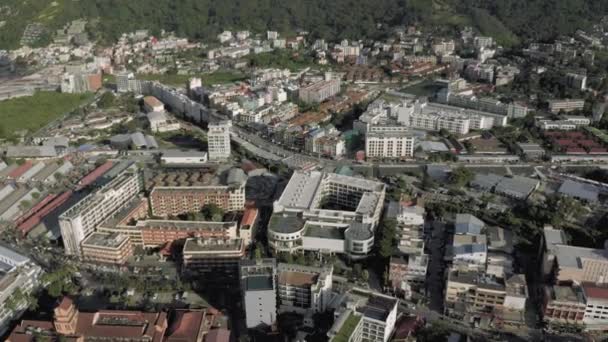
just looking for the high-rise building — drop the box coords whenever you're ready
[208,120,232,161]
[365,132,415,160]
[240,259,277,329]
[59,163,141,256]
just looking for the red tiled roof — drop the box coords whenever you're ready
[205,329,231,342]
[240,208,258,227]
[77,161,114,189]
[166,310,204,341]
[584,285,608,299]
[8,161,33,179]
[18,191,73,236]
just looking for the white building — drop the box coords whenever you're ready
[452,214,488,269]
[160,150,208,165]
[328,292,398,342]
[208,120,232,161]
[59,163,141,256]
[240,259,277,328]
[386,200,425,254]
[0,246,42,336]
[365,132,415,160]
[270,171,386,259]
[278,263,333,314]
[143,96,165,113]
[147,111,180,133]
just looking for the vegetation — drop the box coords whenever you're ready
[449,167,474,187]
[248,50,318,71]
[2,0,608,49]
[333,312,361,342]
[377,218,398,259]
[0,91,93,140]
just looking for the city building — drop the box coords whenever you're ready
[149,168,247,217]
[60,72,102,94]
[270,171,385,258]
[8,297,168,341]
[59,163,141,256]
[388,255,428,299]
[548,99,586,113]
[386,200,425,254]
[182,237,246,281]
[208,120,232,161]
[277,263,333,314]
[147,111,180,133]
[160,150,208,165]
[143,96,165,113]
[543,284,586,326]
[451,214,487,268]
[365,131,415,160]
[0,246,42,336]
[299,79,341,103]
[328,291,398,342]
[80,232,133,265]
[240,259,277,329]
[542,226,608,284]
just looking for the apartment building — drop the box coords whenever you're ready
[582,284,608,329]
[386,200,425,254]
[0,246,42,336]
[445,270,506,315]
[149,168,247,217]
[208,120,232,161]
[299,79,341,103]
[277,263,333,314]
[80,232,133,265]
[548,99,586,113]
[182,237,246,281]
[543,226,608,284]
[240,259,277,329]
[365,132,415,160]
[451,214,488,269]
[388,255,428,299]
[329,292,398,342]
[536,116,591,130]
[544,284,586,326]
[59,163,141,256]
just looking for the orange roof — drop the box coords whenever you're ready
[240,208,258,227]
[166,310,205,341]
[583,284,608,299]
[278,271,318,287]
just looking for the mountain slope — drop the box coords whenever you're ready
[0,0,606,49]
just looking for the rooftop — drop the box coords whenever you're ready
[245,275,274,291]
[182,238,243,253]
[356,294,398,321]
[81,232,129,249]
[268,213,305,234]
[278,271,318,287]
[559,180,600,202]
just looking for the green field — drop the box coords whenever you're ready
[0,91,93,139]
[137,70,247,87]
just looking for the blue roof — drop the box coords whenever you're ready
[453,244,487,255]
[455,214,485,235]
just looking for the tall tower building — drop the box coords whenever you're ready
[208,120,232,161]
[240,258,277,329]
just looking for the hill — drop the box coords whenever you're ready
[0,0,606,49]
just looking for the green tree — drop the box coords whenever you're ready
[201,203,224,221]
[377,219,397,258]
[98,92,116,109]
[449,167,474,187]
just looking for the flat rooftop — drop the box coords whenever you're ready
[183,238,243,253]
[246,275,274,291]
[356,295,398,321]
[82,232,129,249]
[279,271,318,287]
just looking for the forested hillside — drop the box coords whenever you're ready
[0,0,607,49]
